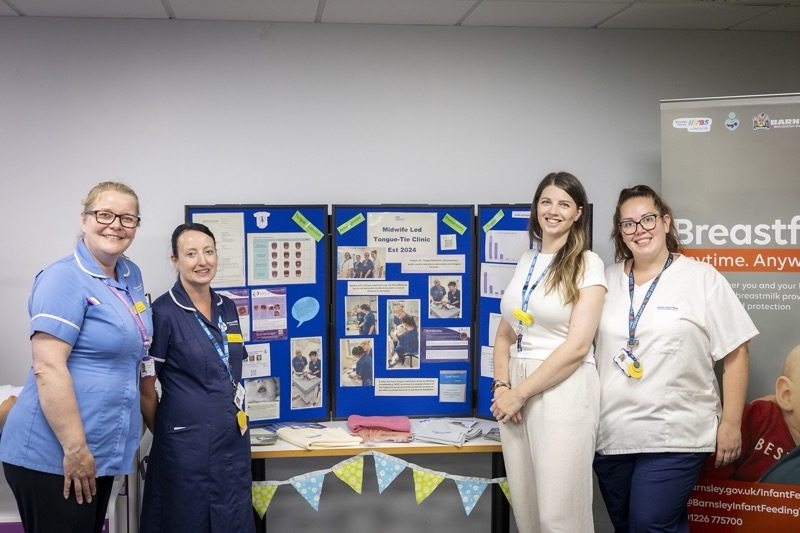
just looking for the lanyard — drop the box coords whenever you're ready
[627,254,674,347]
[519,247,551,318]
[193,312,236,394]
[103,279,151,355]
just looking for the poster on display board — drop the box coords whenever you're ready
[475,205,533,419]
[331,205,475,418]
[661,94,800,529]
[186,205,330,424]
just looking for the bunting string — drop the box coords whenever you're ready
[251,450,509,519]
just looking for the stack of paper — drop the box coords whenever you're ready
[250,428,278,446]
[413,418,483,447]
[276,426,362,449]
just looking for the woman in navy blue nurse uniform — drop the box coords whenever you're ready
[0,181,151,533]
[139,223,255,533]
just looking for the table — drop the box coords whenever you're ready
[251,419,509,533]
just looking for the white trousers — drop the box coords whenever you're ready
[498,359,599,533]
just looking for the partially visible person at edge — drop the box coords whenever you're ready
[593,185,757,532]
[490,171,607,533]
[0,182,151,533]
[139,223,254,532]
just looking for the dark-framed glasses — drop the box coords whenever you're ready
[85,210,141,228]
[619,213,659,235]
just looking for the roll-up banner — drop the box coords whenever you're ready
[661,94,800,529]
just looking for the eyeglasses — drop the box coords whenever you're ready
[85,210,141,228]
[619,213,659,235]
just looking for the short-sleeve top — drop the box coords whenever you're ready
[0,240,152,476]
[499,249,607,364]
[595,255,758,454]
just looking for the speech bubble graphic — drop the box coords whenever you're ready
[292,296,320,327]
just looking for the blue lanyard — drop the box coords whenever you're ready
[627,254,673,347]
[520,247,551,318]
[193,312,236,393]
[102,279,151,355]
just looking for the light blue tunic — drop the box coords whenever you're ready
[0,240,152,476]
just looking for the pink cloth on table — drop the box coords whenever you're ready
[346,414,411,433]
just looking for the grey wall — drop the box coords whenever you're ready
[1,17,799,532]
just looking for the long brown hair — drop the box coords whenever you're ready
[528,171,590,305]
[611,185,684,262]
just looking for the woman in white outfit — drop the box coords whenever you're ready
[593,185,756,532]
[491,171,607,533]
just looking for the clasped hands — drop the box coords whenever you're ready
[490,386,524,424]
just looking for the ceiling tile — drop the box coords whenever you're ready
[600,3,776,30]
[12,0,167,18]
[170,0,319,22]
[463,1,628,27]
[731,6,800,31]
[322,0,476,25]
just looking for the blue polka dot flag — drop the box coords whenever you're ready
[454,478,488,515]
[372,451,407,494]
[290,471,326,511]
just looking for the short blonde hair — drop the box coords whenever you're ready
[82,181,140,215]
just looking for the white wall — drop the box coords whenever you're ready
[1,17,799,532]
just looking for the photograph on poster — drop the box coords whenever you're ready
[344,295,379,336]
[289,336,323,409]
[247,232,316,285]
[244,377,280,421]
[428,275,462,319]
[340,338,374,387]
[700,343,800,482]
[243,343,270,379]
[336,246,387,280]
[387,299,421,369]
[251,287,287,341]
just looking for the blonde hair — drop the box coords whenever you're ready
[82,181,140,215]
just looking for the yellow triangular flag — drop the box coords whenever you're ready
[412,468,445,505]
[333,456,364,494]
[252,484,279,519]
[498,480,513,507]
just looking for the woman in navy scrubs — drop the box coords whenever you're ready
[140,223,254,533]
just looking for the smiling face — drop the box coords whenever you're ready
[172,230,218,290]
[535,184,582,249]
[618,197,671,262]
[81,190,139,275]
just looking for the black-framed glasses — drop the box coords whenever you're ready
[619,213,659,235]
[85,210,141,228]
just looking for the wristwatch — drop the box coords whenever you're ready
[490,379,511,392]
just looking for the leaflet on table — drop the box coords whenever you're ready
[250,427,278,446]
[261,421,326,431]
[413,418,483,447]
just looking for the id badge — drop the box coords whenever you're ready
[234,382,246,411]
[140,356,156,378]
[613,348,636,378]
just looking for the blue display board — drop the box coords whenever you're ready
[475,205,533,418]
[332,205,475,418]
[186,205,329,424]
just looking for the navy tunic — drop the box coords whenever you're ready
[140,281,255,533]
